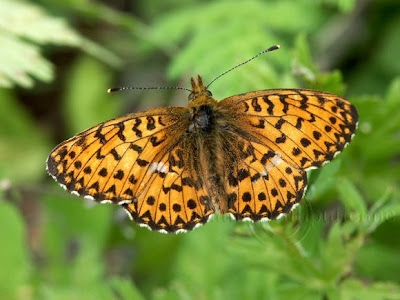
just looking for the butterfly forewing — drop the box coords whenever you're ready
[219,89,358,170]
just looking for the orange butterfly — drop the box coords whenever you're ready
[47,45,358,233]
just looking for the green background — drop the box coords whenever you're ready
[1,0,400,299]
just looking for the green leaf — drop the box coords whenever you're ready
[312,70,346,95]
[0,0,79,46]
[40,270,146,300]
[336,0,357,13]
[293,34,345,94]
[306,159,341,201]
[150,1,332,96]
[337,178,367,219]
[351,91,400,162]
[385,77,400,110]
[0,32,53,88]
[369,187,393,216]
[319,0,357,13]
[109,277,145,300]
[279,283,322,300]
[319,222,362,283]
[0,0,120,88]
[376,18,400,79]
[368,203,400,233]
[0,201,31,299]
[357,242,400,282]
[171,218,234,298]
[63,55,120,135]
[340,279,400,300]
[0,88,51,183]
[231,221,322,288]
[293,33,318,80]
[166,21,284,96]
[40,194,112,285]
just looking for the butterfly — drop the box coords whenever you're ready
[46,45,358,234]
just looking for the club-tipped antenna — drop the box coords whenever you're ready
[206,44,281,89]
[107,86,192,93]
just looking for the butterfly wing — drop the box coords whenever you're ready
[218,89,358,170]
[47,107,214,232]
[123,142,214,233]
[218,89,358,220]
[223,136,307,221]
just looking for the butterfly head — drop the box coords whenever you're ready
[188,75,213,103]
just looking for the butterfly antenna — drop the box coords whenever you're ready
[206,44,281,89]
[107,86,192,93]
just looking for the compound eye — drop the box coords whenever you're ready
[206,90,213,97]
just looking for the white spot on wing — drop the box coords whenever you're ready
[271,154,282,166]
[149,163,157,173]
[261,153,282,176]
[149,162,168,174]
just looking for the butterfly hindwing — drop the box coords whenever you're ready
[123,144,214,233]
[224,136,307,221]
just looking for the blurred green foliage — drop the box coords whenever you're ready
[1,0,400,299]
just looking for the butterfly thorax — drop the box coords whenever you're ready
[187,104,216,133]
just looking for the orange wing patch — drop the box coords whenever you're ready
[219,89,358,170]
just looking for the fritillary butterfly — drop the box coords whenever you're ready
[46,46,358,233]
